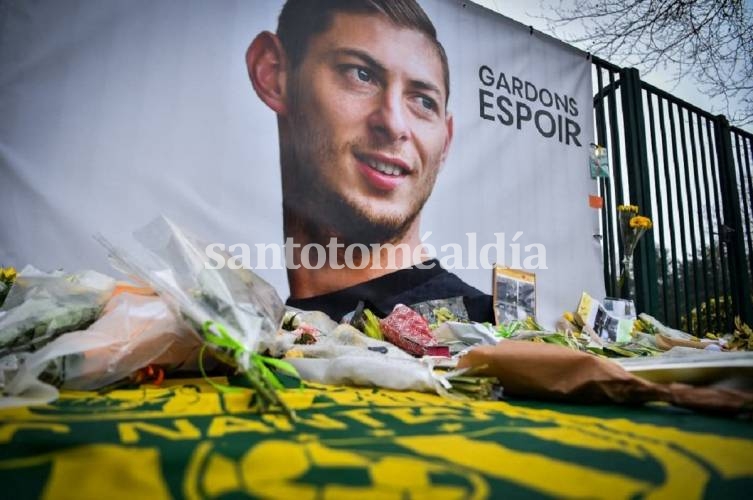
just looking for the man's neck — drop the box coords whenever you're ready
[284,214,426,299]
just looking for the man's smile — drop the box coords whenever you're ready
[355,152,412,191]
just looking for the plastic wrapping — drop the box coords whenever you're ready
[380,304,445,356]
[433,321,499,354]
[283,324,414,360]
[289,355,441,392]
[0,293,201,408]
[0,266,116,356]
[97,217,285,366]
[281,323,446,393]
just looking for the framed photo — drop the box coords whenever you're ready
[492,266,536,325]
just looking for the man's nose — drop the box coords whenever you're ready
[367,88,410,143]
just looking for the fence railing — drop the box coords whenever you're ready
[591,56,753,335]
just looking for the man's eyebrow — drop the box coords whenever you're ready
[330,48,386,76]
[410,79,442,98]
[331,47,444,98]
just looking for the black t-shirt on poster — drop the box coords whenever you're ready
[286,259,494,323]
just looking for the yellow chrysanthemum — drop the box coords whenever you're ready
[618,204,639,213]
[563,311,575,323]
[629,215,652,229]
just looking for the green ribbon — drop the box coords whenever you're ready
[199,320,301,394]
[198,344,244,394]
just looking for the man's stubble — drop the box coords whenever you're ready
[280,76,438,248]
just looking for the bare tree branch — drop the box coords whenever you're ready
[539,0,753,126]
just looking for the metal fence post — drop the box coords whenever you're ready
[713,115,753,325]
[619,67,659,316]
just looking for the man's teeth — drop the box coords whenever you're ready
[369,161,403,176]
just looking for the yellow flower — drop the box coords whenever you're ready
[618,204,639,213]
[629,215,652,229]
[563,311,575,323]
[1,267,17,282]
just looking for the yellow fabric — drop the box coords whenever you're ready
[1,379,751,499]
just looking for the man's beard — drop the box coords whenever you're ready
[280,111,431,247]
[281,144,427,247]
[283,179,421,247]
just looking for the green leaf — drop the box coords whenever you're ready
[363,309,384,340]
[260,356,302,380]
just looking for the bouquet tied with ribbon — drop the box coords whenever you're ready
[98,217,299,420]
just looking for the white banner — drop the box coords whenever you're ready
[0,0,604,326]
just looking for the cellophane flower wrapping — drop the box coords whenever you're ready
[0,292,201,408]
[0,267,115,357]
[99,216,285,373]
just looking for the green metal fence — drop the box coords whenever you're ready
[591,56,753,335]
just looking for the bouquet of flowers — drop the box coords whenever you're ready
[98,217,298,420]
[0,267,115,357]
[616,205,652,299]
[0,267,17,308]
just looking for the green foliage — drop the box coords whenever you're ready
[680,294,734,337]
[429,307,458,329]
[729,317,753,351]
[362,309,384,341]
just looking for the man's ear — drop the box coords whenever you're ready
[440,114,454,164]
[246,31,288,115]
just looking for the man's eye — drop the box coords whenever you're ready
[418,95,438,112]
[355,67,372,82]
[343,66,374,84]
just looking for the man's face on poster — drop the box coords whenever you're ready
[282,12,453,245]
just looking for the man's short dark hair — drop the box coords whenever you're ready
[277,0,450,104]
